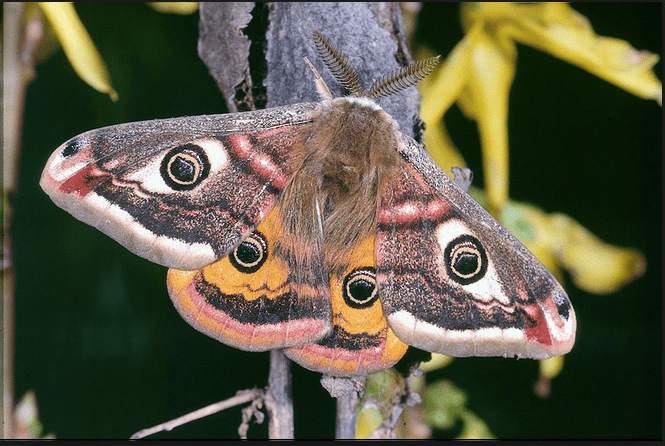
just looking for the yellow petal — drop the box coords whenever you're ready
[419,23,483,126]
[460,30,516,215]
[423,121,468,177]
[548,213,647,294]
[355,404,383,439]
[38,2,118,101]
[539,356,565,380]
[500,3,662,105]
[419,353,455,373]
[417,33,482,178]
[462,3,579,31]
[471,190,646,295]
[457,412,496,439]
[460,3,519,64]
[534,356,565,398]
[148,2,199,15]
[497,199,562,279]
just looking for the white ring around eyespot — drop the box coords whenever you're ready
[449,243,483,279]
[125,138,229,194]
[434,220,508,306]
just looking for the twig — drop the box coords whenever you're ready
[129,352,294,439]
[4,2,43,437]
[129,388,263,439]
[264,350,294,439]
[335,391,361,439]
[238,394,265,439]
[320,375,366,439]
[195,3,419,438]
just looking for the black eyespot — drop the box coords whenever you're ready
[62,138,86,158]
[553,290,571,320]
[160,144,210,191]
[444,235,488,285]
[229,231,268,274]
[343,267,378,309]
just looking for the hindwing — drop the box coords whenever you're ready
[167,204,332,350]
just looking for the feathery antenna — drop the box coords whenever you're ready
[367,56,440,99]
[312,29,366,97]
[311,30,440,99]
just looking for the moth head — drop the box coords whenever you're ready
[310,29,440,100]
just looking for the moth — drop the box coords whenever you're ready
[41,30,576,376]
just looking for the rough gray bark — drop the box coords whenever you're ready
[198,2,426,141]
[197,2,254,112]
[265,350,294,439]
[196,2,428,439]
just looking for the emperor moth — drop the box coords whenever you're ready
[41,30,575,376]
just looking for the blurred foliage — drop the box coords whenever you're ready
[11,391,55,439]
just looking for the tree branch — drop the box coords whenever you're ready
[336,391,361,439]
[264,350,294,439]
[320,375,367,439]
[129,388,264,439]
[198,2,425,140]
[3,2,46,437]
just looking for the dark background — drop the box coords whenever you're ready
[10,3,661,439]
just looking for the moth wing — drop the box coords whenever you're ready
[167,203,332,350]
[377,158,576,359]
[285,236,408,376]
[40,103,317,270]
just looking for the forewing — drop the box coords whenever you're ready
[377,159,576,359]
[40,103,317,270]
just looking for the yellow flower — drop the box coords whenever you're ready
[418,2,652,295]
[533,356,565,398]
[419,353,455,373]
[36,2,199,102]
[355,404,383,439]
[418,3,654,399]
[420,2,661,215]
[148,2,199,15]
[461,3,662,104]
[38,2,118,101]
[467,189,647,295]
[547,212,647,295]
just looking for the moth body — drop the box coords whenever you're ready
[280,97,402,276]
